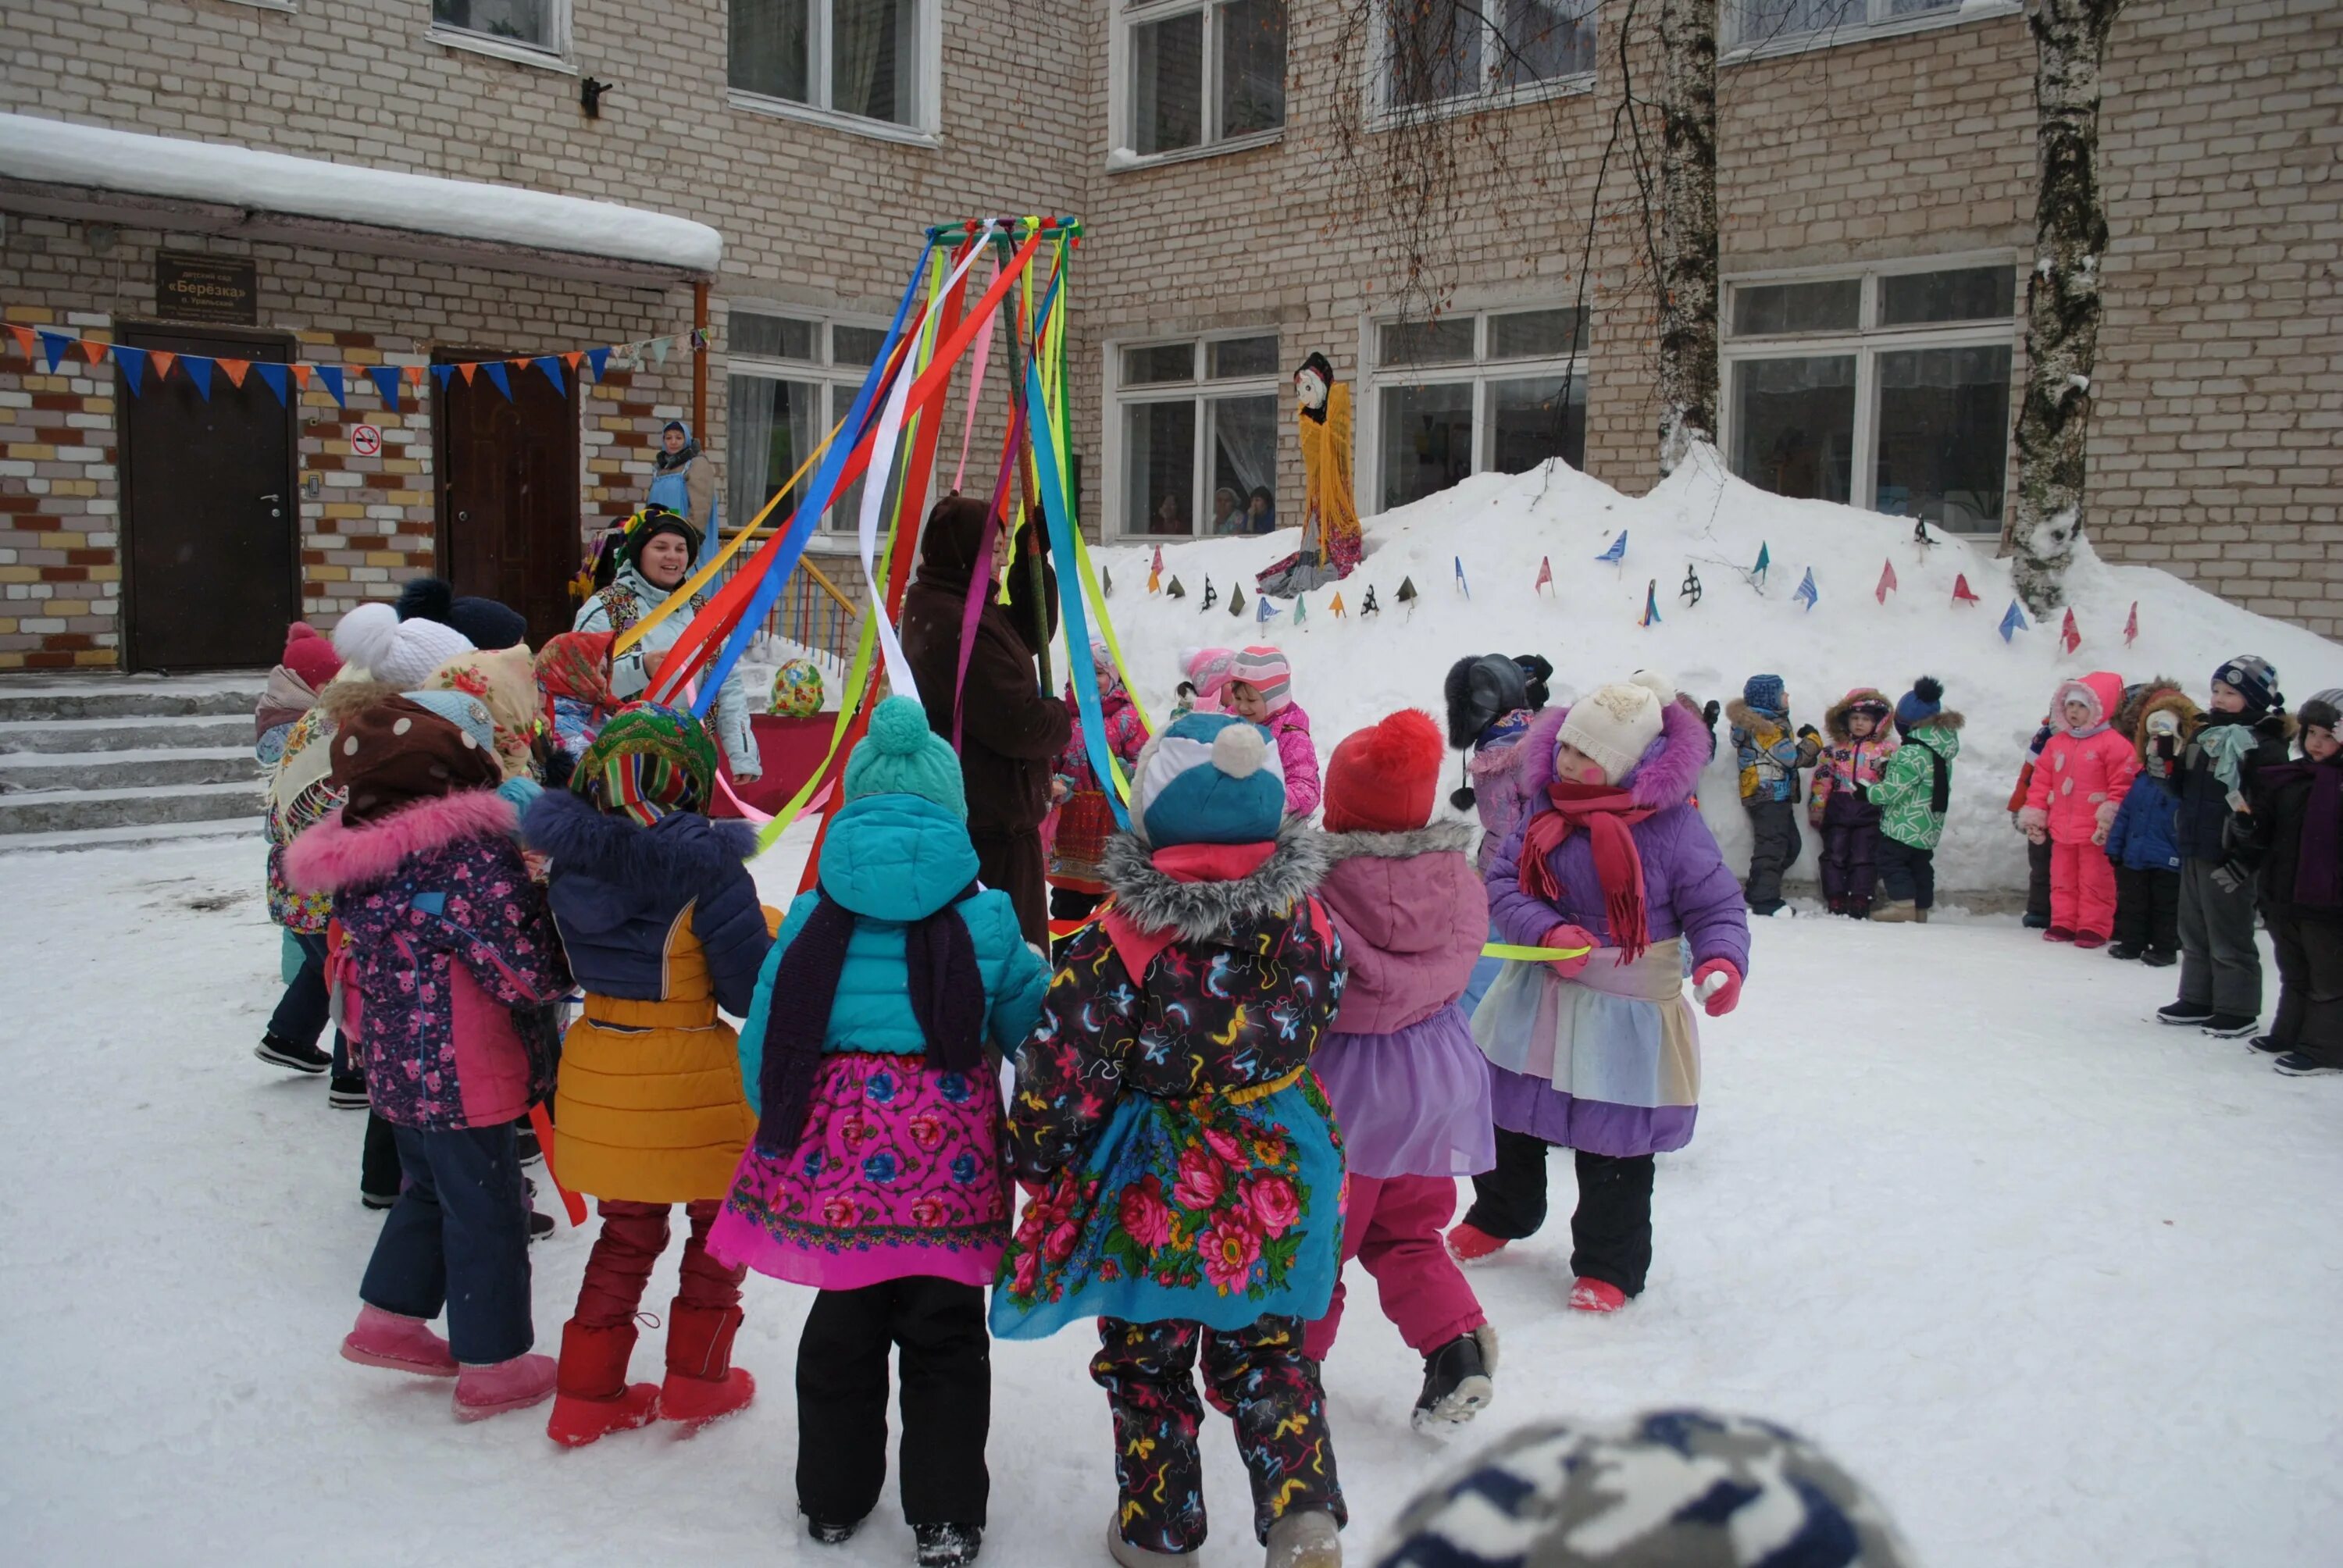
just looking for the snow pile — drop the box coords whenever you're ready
[1083,449,2341,893]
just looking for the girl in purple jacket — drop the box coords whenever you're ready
[1449,672,1749,1314]
[1304,711,1499,1434]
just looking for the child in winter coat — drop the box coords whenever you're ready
[2019,672,2139,950]
[1451,673,1749,1315]
[520,704,775,1449]
[711,697,1050,1567]
[2103,690,2191,966]
[1445,653,1556,876]
[1867,678,1961,923]
[285,696,572,1421]
[1225,645,1321,819]
[1048,640,1153,946]
[1725,674,1821,917]
[2235,691,2343,1074]
[2145,656,2293,1036]
[1305,711,1497,1431]
[255,622,348,1079]
[1810,689,1897,918]
[2009,718,2056,928]
[535,630,619,768]
[992,711,1350,1568]
[1169,646,1236,722]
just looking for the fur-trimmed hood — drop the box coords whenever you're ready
[520,786,757,893]
[2116,676,2187,741]
[315,674,402,728]
[1517,697,1706,814]
[284,788,519,893]
[1317,821,1485,1035]
[2135,690,2204,761]
[1320,820,1475,864]
[1902,707,1966,738]
[1102,821,1330,942]
[1724,696,1794,736]
[1824,688,1894,744]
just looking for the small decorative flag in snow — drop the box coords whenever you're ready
[2124,600,2139,647]
[1166,576,1186,600]
[1753,542,1771,583]
[2000,600,2030,643]
[1149,547,1164,595]
[2060,608,2081,654]
[1952,573,1981,605]
[1331,592,1346,618]
[1200,577,1216,611]
[1794,568,1818,612]
[1396,576,1418,608]
[1535,555,1553,593]
[1912,518,1935,551]
[1877,559,1898,604]
[1453,555,1469,597]
[1641,579,1661,628]
[1229,584,1246,618]
[1361,586,1380,617]
[1101,567,1113,598]
[1680,565,1702,605]
[1255,591,1275,622]
[1596,531,1627,566]
[1293,593,1307,625]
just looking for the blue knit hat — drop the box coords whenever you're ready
[398,688,497,755]
[1128,712,1286,848]
[843,695,966,819]
[1894,675,1945,732]
[2213,654,2280,718]
[1742,673,1786,716]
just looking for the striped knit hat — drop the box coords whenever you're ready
[1128,711,1286,848]
[572,701,719,826]
[1229,645,1293,715]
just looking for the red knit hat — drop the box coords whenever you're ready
[283,622,343,690]
[1323,709,1444,833]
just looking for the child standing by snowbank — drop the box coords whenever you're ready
[2236,691,2343,1074]
[1225,645,1321,819]
[991,711,1349,1568]
[1810,688,1896,918]
[2105,690,2192,966]
[286,696,572,1421]
[712,698,1049,1566]
[1725,675,1820,918]
[1304,710,1496,1432]
[1867,678,1960,923]
[2019,672,2138,950]
[1451,672,1748,1314]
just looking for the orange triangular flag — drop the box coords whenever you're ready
[563,351,583,369]
[80,338,109,365]
[458,361,477,384]
[216,357,251,389]
[290,362,312,390]
[405,365,426,387]
[1330,593,1346,618]
[5,324,33,359]
[149,350,178,381]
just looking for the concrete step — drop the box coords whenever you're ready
[0,713,256,754]
[0,746,262,793]
[0,779,264,835]
[0,817,265,854]
[0,675,266,722]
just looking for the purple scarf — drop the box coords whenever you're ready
[2272,760,2343,909]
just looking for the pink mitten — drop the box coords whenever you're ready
[1692,959,1743,1017]
[1543,924,1596,979]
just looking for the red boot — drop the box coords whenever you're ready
[1446,1223,1510,1263]
[546,1320,661,1448]
[660,1303,756,1431]
[1569,1278,1628,1313]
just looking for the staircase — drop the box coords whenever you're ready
[0,674,268,851]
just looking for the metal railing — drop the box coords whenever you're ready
[704,539,865,670]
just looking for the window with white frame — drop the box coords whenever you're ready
[1722,260,2017,533]
[432,0,565,54]
[731,0,929,130]
[726,309,903,539]
[1113,333,1282,538]
[1367,305,1588,511]
[1722,0,1962,52]
[1380,0,1597,116]
[1116,1,1288,160]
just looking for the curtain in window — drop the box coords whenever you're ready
[731,0,809,98]
[834,0,901,122]
[1211,395,1277,503]
[726,375,815,536]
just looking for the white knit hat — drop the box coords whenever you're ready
[1557,670,1676,786]
[332,601,475,690]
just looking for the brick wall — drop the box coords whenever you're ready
[0,313,117,668]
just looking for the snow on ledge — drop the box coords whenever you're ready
[0,113,722,278]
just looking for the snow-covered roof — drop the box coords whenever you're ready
[0,113,721,282]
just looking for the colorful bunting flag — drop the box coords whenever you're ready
[37,330,70,372]
[5,325,33,361]
[1535,555,1553,593]
[2124,600,2138,647]
[432,364,456,390]
[112,344,147,396]
[254,362,289,405]
[79,338,109,366]
[586,347,611,383]
[405,365,426,389]
[483,362,512,401]
[534,355,565,394]
[1952,572,1981,605]
[2060,608,2081,654]
[1999,600,2029,643]
[316,365,345,408]
[367,366,401,412]
[184,356,213,401]
[649,336,672,367]
[1793,567,1818,612]
[216,357,250,390]
[563,351,584,372]
[1596,531,1627,565]
[458,361,478,386]
[288,361,311,391]
[1876,559,1897,604]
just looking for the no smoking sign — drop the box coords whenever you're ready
[351,424,383,458]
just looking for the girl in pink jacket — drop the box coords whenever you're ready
[2020,670,2141,946]
[1304,711,1497,1432]
[1225,644,1321,818]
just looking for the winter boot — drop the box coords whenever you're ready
[805,1516,862,1547]
[2158,1000,2214,1026]
[2074,931,2109,950]
[915,1523,984,1566]
[2022,911,2052,930]
[1263,1508,1343,1568]
[1747,898,1785,918]
[1444,1223,1509,1263]
[2273,1052,2343,1077]
[1870,899,1919,924]
[2107,942,2144,960]
[1568,1278,1628,1313]
[1845,896,1871,921]
[255,1032,331,1074]
[1106,1520,1189,1566]
[545,1320,661,1448]
[2248,1034,2289,1055]
[2142,949,2177,968]
[2042,926,2076,943]
[660,1302,756,1430]
[454,1352,558,1421]
[516,1121,544,1167]
[1827,896,1847,917]
[341,1303,458,1377]
[1411,1326,1496,1432]
[2200,1013,2260,1039]
[329,1072,369,1109]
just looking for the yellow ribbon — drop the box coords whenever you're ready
[1482,942,1596,962]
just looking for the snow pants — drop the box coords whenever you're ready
[2113,865,2181,958]
[797,1278,990,1530]
[2179,857,2264,1017]
[361,1122,531,1365]
[1091,1314,1345,1554]
[1877,837,1936,910]
[1742,798,1801,913]
[1819,795,1882,915]
[2027,836,2054,924]
[2050,840,2117,938]
[270,930,346,1067]
[1463,1129,1657,1297]
[572,1197,744,1328]
[1303,1174,1485,1362]
[2263,909,2343,1063]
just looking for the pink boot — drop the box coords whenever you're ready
[454,1353,558,1422]
[341,1303,458,1377]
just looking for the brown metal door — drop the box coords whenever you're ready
[435,353,580,649]
[119,326,298,670]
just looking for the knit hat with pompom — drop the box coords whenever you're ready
[843,695,966,818]
[1557,670,1677,786]
[1325,709,1445,834]
[1895,675,1945,736]
[282,622,343,690]
[1127,711,1287,848]
[332,600,474,690]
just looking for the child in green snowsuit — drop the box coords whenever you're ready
[1869,677,1962,922]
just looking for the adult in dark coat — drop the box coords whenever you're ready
[898,496,1070,948]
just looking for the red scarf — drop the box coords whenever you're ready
[1517,780,1657,962]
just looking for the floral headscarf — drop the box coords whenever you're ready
[536,631,616,711]
[424,643,543,782]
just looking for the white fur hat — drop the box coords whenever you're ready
[1557,670,1676,786]
[332,601,474,690]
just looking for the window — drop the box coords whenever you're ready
[431,0,565,55]
[1116,1,1287,161]
[1723,259,2017,533]
[730,0,933,133]
[1380,0,1597,116]
[1110,333,1282,538]
[1366,305,1588,511]
[726,309,904,538]
[1723,0,1969,52]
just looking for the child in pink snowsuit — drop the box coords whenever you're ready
[2020,670,2140,947]
[1226,644,1321,818]
[1304,710,1498,1431]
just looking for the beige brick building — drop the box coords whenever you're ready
[0,0,2334,669]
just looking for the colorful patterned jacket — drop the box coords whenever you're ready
[1725,698,1821,805]
[1808,688,1899,827]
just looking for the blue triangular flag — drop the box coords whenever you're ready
[183,356,213,401]
[318,365,346,408]
[586,346,611,383]
[254,362,288,404]
[1596,530,1628,564]
[1453,555,1469,598]
[1754,542,1771,579]
[483,361,512,401]
[1256,593,1276,623]
[1999,600,2029,643]
[112,344,147,396]
[37,330,72,372]
[534,355,565,394]
[432,363,457,390]
[367,366,401,412]
[1793,567,1817,611]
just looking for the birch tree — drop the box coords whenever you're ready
[1655,0,1719,472]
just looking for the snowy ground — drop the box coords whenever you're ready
[7,835,2341,1566]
